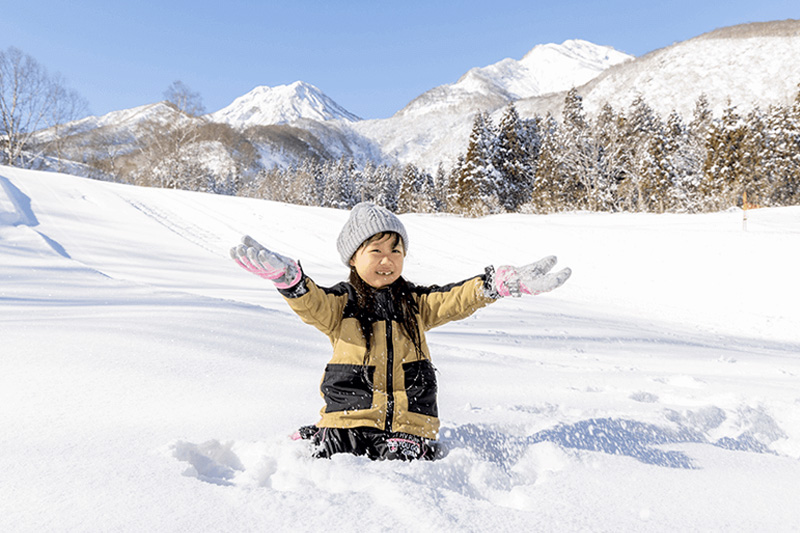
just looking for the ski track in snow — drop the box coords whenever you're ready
[126,198,226,256]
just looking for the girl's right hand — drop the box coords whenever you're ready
[230,235,302,289]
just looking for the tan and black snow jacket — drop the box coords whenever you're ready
[280,272,497,440]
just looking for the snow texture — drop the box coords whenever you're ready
[2,166,800,532]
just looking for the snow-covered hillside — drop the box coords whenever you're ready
[396,39,632,119]
[31,102,192,144]
[2,166,800,532]
[207,81,361,127]
[347,39,631,170]
[518,19,800,120]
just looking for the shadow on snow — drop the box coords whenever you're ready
[442,417,774,469]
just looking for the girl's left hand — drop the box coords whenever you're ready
[491,256,571,297]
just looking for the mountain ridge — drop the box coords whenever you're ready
[31,20,800,176]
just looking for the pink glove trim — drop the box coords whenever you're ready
[494,265,539,297]
[273,266,302,290]
[233,255,282,280]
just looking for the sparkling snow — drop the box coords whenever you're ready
[2,166,799,532]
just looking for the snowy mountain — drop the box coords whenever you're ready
[343,39,631,170]
[396,39,632,119]
[32,40,629,175]
[357,21,800,171]
[516,20,800,120]
[33,21,800,179]
[207,81,361,127]
[3,164,800,531]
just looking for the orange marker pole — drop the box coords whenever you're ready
[742,190,748,232]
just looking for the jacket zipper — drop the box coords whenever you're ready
[385,320,394,432]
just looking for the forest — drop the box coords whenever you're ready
[242,87,800,215]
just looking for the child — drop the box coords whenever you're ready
[231,202,571,461]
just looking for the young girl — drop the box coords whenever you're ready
[231,202,570,461]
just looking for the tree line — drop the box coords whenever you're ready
[244,87,800,214]
[4,46,799,215]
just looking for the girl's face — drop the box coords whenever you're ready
[349,233,405,289]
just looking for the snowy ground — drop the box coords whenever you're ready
[2,166,799,532]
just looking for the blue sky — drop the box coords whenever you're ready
[3,1,798,120]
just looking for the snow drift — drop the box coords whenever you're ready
[1,166,799,532]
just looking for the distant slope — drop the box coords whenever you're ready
[517,19,800,120]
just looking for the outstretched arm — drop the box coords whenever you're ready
[488,256,571,298]
[230,235,302,289]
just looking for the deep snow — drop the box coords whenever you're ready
[2,166,799,532]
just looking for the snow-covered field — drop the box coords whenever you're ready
[2,166,799,532]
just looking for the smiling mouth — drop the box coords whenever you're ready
[377,271,394,276]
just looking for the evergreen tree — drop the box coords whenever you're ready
[620,95,663,211]
[530,115,562,213]
[764,87,800,205]
[664,111,702,212]
[417,169,437,213]
[645,114,674,213]
[433,163,449,212]
[293,159,321,206]
[322,157,357,209]
[398,163,423,213]
[739,107,768,206]
[355,160,377,204]
[494,103,532,211]
[686,94,713,209]
[593,103,628,211]
[701,103,747,210]
[446,155,465,213]
[453,112,499,216]
[560,89,593,209]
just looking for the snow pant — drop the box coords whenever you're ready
[296,425,441,461]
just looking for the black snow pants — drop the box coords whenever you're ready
[296,425,442,461]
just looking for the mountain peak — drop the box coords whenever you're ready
[208,81,361,128]
[396,40,632,118]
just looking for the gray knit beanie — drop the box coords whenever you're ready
[337,202,408,265]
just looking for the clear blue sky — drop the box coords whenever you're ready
[3,0,798,120]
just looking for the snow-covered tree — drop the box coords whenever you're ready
[619,95,663,211]
[559,89,593,209]
[592,103,627,211]
[397,163,418,213]
[663,111,702,212]
[530,115,562,213]
[433,163,449,212]
[452,112,500,216]
[763,87,800,205]
[494,103,533,211]
[321,157,357,209]
[701,103,747,210]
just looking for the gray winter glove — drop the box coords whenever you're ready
[230,235,302,289]
[490,256,571,297]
